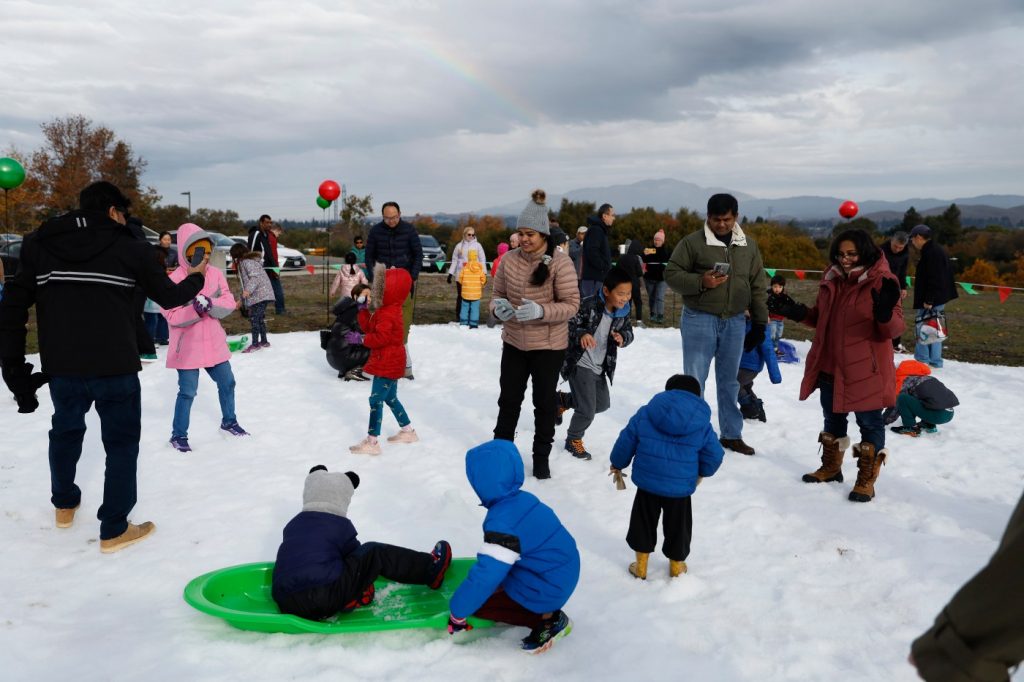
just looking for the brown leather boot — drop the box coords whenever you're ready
[669,560,687,578]
[802,432,850,483]
[628,552,649,580]
[849,443,887,502]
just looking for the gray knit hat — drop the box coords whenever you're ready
[516,189,550,235]
[302,466,359,517]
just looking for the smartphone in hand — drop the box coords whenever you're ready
[713,262,730,275]
[190,246,207,267]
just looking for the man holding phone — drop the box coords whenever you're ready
[665,193,768,456]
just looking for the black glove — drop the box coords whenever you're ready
[767,297,807,322]
[1,361,49,414]
[872,278,900,324]
[743,323,766,353]
[447,274,453,284]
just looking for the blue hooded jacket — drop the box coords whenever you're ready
[450,441,580,619]
[609,390,725,498]
[739,319,782,383]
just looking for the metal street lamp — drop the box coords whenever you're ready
[181,191,191,219]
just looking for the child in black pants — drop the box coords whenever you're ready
[608,375,725,579]
[556,266,634,460]
[271,466,452,620]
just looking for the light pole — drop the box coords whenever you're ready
[181,191,191,219]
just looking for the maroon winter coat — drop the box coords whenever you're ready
[798,258,904,413]
[358,267,411,380]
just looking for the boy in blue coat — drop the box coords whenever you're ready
[609,375,724,579]
[447,440,580,654]
[737,317,783,422]
[272,466,452,621]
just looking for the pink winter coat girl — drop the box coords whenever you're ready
[330,263,369,299]
[163,223,237,370]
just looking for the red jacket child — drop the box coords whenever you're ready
[358,266,412,380]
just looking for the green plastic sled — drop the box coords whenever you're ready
[183,559,493,634]
[226,335,249,352]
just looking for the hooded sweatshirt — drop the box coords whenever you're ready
[609,390,725,498]
[458,250,487,301]
[450,441,580,619]
[0,209,203,376]
[359,265,412,379]
[491,242,509,277]
[272,470,360,600]
[163,224,237,370]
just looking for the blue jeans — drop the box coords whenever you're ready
[818,376,885,452]
[48,374,142,540]
[368,376,410,436]
[581,279,602,299]
[679,308,745,439]
[644,279,667,316]
[172,361,237,437]
[768,320,784,350]
[268,273,286,314]
[460,299,480,327]
[914,305,945,368]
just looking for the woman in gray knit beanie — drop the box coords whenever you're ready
[490,190,581,479]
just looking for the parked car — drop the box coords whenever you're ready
[420,234,446,271]
[1,233,21,244]
[1,239,22,283]
[225,234,306,270]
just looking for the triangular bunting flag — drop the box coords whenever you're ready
[331,264,342,270]
[795,270,806,280]
[270,267,281,273]
[958,282,977,295]
[437,261,446,272]
[765,268,777,277]
[305,265,315,274]
[905,276,913,287]
[998,287,1012,303]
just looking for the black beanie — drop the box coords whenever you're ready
[665,374,701,396]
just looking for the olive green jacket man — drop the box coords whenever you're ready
[664,223,768,325]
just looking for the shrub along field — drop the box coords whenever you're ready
[16,270,1024,366]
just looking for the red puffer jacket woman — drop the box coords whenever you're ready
[358,266,412,380]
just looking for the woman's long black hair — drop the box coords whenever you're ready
[829,229,881,269]
[529,233,556,286]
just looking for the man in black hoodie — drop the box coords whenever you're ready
[580,204,615,298]
[0,181,209,553]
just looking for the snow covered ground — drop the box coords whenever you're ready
[1,326,1020,681]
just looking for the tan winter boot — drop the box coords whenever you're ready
[628,552,649,580]
[849,443,887,503]
[802,432,851,483]
[669,560,687,578]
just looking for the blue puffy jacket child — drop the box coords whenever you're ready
[271,465,452,621]
[447,440,580,654]
[737,317,782,422]
[609,375,724,580]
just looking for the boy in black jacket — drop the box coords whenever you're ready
[556,267,635,460]
[272,466,452,621]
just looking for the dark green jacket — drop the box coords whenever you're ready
[911,490,1024,681]
[664,226,768,325]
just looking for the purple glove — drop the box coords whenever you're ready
[192,294,212,316]
[343,331,364,345]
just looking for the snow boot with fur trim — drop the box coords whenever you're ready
[849,443,887,503]
[802,432,850,483]
[628,552,649,580]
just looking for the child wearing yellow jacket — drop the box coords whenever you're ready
[458,250,487,329]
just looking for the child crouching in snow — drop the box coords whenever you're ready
[609,375,724,580]
[272,465,452,621]
[349,265,417,455]
[164,224,247,453]
[447,440,580,654]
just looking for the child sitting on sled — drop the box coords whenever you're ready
[271,465,452,621]
[446,440,580,654]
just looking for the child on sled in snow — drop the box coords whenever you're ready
[272,465,452,621]
[555,266,635,460]
[323,283,371,381]
[349,265,417,455]
[447,440,580,654]
[609,375,724,580]
[737,315,782,422]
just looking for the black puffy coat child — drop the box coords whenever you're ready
[321,296,370,379]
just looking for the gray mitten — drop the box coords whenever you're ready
[492,298,516,321]
[514,298,544,322]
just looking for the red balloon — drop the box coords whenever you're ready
[318,180,341,202]
[839,200,858,219]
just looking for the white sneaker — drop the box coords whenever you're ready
[387,429,419,444]
[349,437,382,455]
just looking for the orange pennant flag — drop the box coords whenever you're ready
[998,287,1012,304]
[795,270,806,280]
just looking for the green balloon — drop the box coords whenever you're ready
[316,196,331,209]
[0,157,26,190]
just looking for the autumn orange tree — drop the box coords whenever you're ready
[959,259,1004,286]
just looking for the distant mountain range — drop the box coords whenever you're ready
[471,178,1024,226]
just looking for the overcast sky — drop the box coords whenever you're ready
[4,0,1023,220]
